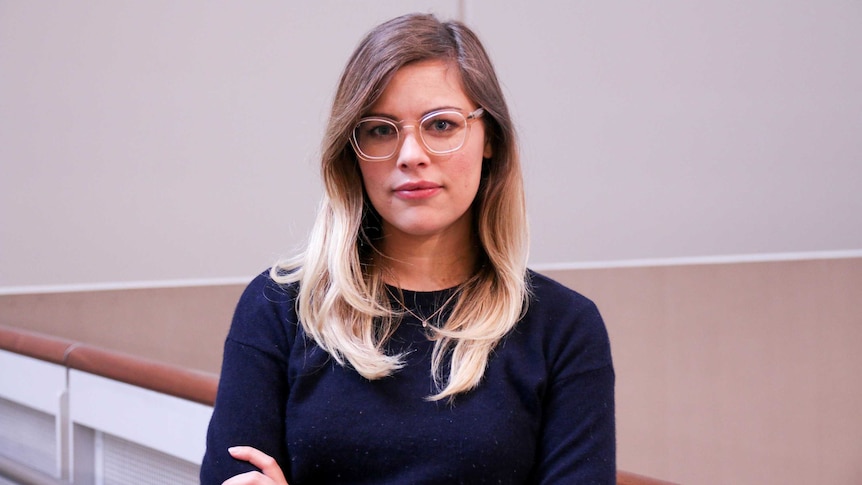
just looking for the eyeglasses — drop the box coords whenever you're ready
[350,107,484,161]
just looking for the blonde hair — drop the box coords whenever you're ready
[272,13,529,401]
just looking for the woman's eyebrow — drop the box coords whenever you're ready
[363,106,465,121]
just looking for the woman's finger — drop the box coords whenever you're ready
[222,470,271,485]
[227,446,289,485]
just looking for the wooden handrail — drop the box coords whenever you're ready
[64,344,218,405]
[0,324,75,366]
[0,323,217,405]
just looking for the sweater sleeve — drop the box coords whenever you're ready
[530,280,617,484]
[200,274,294,485]
[535,364,616,484]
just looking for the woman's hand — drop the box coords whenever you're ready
[221,446,289,485]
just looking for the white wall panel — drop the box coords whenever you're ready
[68,370,212,464]
[0,350,66,415]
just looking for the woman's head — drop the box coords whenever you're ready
[320,13,524,268]
[278,14,530,399]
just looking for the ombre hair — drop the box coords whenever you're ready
[272,13,529,401]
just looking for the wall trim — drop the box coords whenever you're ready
[2,249,861,296]
[530,249,862,272]
[0,276,254,296]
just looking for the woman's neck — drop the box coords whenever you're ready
[376,230,479,292]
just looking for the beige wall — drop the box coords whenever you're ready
[0,283,241,372]
[2,256,861,483]
[544,257,862,484]
[2,2,860,288]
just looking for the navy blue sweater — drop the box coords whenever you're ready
[201,271,615,484]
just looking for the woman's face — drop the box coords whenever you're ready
[356,59,491,245]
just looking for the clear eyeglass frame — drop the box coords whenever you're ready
[350,107,485,161]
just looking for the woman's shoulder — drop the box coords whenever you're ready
[521,269,612,372]
[239,269,300,306]
[227,269,301,350]
[526,269,599,314]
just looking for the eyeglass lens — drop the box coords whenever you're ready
[354,111,469,160]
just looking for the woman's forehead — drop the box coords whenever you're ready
[368,59,471,118]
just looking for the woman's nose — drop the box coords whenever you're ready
[396,128,429,167]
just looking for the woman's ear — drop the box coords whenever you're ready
[483,138,493,159]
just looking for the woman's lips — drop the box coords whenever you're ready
[393,181,442,200]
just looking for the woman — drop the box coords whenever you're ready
[201,13,615,484]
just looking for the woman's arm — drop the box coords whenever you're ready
[527,278,617,484]
[200,275,294,484]
[533,364,616,483]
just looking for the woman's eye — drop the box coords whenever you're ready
[433,120,452,131]
[372,126,391,136]
[365,123,396,138]
[424,117,460,135]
